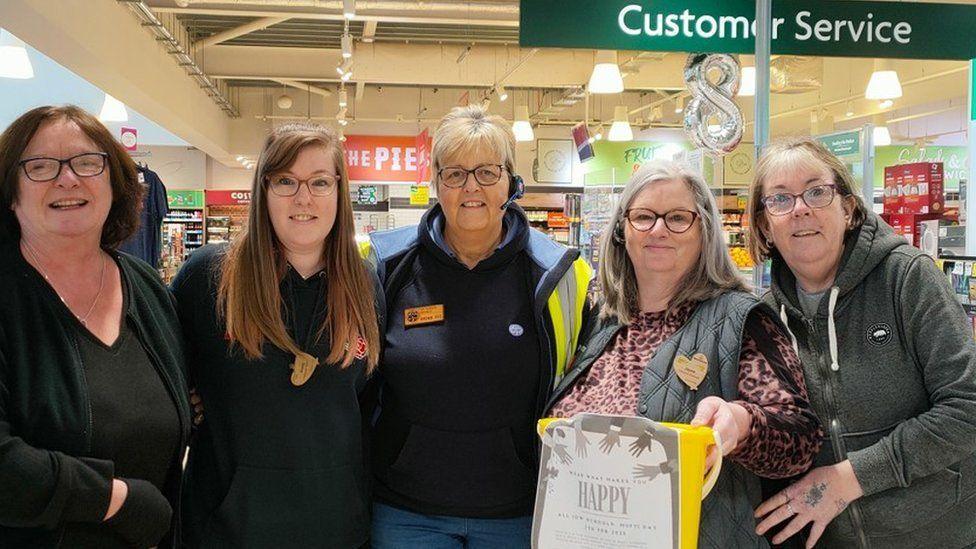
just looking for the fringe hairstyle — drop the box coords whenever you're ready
[217,122,379,371]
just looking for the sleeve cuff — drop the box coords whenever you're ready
[60,454,115,523]
[848,443,902,497]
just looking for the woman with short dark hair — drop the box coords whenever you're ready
[0,105,191,548]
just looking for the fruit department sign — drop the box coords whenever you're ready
[520,0,976,60]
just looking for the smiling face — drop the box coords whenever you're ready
[436,144,510,236]
[624,178,702,282]
[265,144,339,259]
[12,118,112,244]
[761,160,854,291]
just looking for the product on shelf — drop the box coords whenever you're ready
[883,162,945,215]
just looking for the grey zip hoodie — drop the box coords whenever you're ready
[764,212,976,549]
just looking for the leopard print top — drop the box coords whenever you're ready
[550,301,822,479]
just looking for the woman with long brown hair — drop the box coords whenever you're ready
[171,122,380,548]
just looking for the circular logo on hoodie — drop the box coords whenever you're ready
[867,323,893,346]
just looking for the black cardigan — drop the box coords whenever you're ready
[0,238,192,547]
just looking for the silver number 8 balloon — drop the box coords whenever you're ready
[683,53,744,155]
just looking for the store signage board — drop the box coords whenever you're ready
[581,140,692,184]
[520,0,976,60]
[167,189,204,209]
[817,131,861,157]
[207,190,251,206]
[345,135,431,183]
[875,145,967,190]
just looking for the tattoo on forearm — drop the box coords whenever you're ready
[835,498,848,513]
[805,482,827,507]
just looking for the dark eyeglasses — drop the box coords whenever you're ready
[18,152,108,182]
[761,184,840,216]
[266,174,340,197]
[624,208,699,234]
[437,164,505,188]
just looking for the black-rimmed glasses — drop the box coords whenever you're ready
[625,208,699,234]
[18,153,109,182]
[761,184,840,216]
[266,174,340,197]
[437,164,505,188]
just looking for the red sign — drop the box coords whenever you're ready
[344,135,431,183]
[206,190,251,205]
[120,127,138,151]
[547,212,570,228]
[416,129,431,184]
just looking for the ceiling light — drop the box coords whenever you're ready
[738,66,756,97]
[0,30,33,79]
[276,94,293,109]
[593,124,604,141]
[341,33,353,59]
[872,114,891,146]
[879,99,894,109]
[865,60,902,100]
[341,71,353,82]
[608,105,633,141]
[98,93,128,122]
[588,50,624,94]
[456,45,472,64]
[343,0,356,20]
[651,105,663,121]
[873,125,891,146]
[338,88,348,108]
[494,84,508,102]
[845,101,855,118]
[513,106,534,142]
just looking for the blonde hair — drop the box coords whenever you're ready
[746,137,868,263]
[430,105,516,192]
[599,160,749,323]
[217,122,380,370]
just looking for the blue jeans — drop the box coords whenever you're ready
[371,503,532,548]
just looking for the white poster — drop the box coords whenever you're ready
[532,415,685,549]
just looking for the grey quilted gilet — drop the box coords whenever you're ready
[637,291,773,549]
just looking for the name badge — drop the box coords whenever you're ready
[404,304,445,327]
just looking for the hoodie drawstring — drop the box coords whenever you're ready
[779,304,800,356]
[827,286,840,372]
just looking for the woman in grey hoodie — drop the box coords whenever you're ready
[747,137,976,549]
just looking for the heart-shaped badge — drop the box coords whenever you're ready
[673,352,708,391]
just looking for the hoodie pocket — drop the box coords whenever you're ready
[855,466,961,537]
[202,463,368,548]
[385,424,535,509]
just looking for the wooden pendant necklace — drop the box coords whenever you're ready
[22,239,106,327]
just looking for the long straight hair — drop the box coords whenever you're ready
[217,122,379,370]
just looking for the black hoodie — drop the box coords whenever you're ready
[371,204,547,518]
[172,245,374,549]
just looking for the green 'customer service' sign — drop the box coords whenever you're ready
[520,0,976,60]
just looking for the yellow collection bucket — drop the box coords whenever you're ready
[533,415,722,549]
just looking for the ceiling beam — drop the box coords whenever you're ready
[195,16,290,49]
[272,78,333,97]
[148,6,519,27]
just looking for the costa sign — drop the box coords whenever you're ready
[207,190,251,205]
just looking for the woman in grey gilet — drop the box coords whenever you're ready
[547,159,822,548]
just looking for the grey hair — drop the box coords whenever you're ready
[430,105,516,195]
[599,159,750,323]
